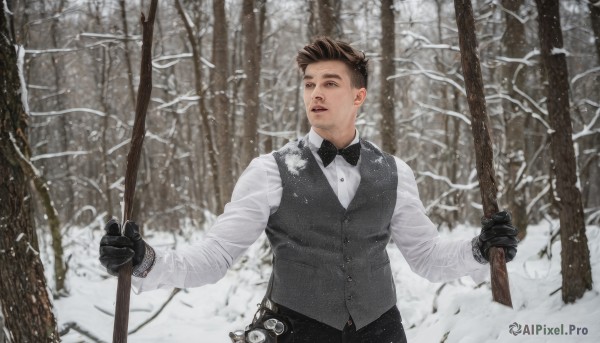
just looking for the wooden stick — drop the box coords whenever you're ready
[453,0,513,307]
[113,1,159,342]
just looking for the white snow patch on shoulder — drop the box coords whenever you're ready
[285,154,306,176]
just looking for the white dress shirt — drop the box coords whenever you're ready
[132,129,487,292]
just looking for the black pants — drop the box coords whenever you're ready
[277,305,407,343]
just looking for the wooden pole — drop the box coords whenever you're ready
[113,1,159,342]
[453,0,513,307]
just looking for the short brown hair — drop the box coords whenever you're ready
[296,37,369,89]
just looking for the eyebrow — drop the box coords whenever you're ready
[303,73,343,80]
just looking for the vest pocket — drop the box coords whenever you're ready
[271,257,321,310]
[276,256,316,271]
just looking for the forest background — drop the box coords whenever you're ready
[0,0,599,341]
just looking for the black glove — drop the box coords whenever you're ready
[476,211,518,263]
[99,219,146,276]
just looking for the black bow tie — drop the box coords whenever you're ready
[317,139,361,167]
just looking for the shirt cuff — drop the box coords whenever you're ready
[132,242,156,278]
[471,236,488,265]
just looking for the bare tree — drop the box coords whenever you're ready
[589,0,600,63]
[119,0,137,110]
[535,0,593,303]
[380,0,397,154]
[308,0,343,39]
[501,0,529,239]
[175,0,221,213]
[240,0,265,169]
[0,4,59,341]
[212,0,234,212]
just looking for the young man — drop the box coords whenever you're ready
[100,37,518,343]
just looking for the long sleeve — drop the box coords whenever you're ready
[132,155,282,293]
[390,157,488,283]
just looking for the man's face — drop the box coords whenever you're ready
[303,60,366,140]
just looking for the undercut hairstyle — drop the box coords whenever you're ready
[296,37,369,89]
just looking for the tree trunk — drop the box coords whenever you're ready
[454,0,512,307]
[0,4,59,342]
[317,0,342,39]
[212,0,233,212]
[380,0,396,155]
[43,0,68,296]
[119,0,138,110]
[240,0,263,169]
[589,0,600,63]
[308,0,343,39]
[535,0,593,303]
[501,0,529,240]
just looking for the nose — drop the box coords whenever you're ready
[311,85,324,101]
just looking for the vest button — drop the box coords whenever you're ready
[347,295,353,301]
[347,275,353,282]
[345,256,352,263]
[343,217,350,224]
[343,237,349,245]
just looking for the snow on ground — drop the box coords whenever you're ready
[53,221,600,342]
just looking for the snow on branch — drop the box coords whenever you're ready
[399,30,432,44]
[407,133,447,149]
[531,113,552,132]
[4,0,13,15]
[256,128,296,138]
[152,53,214,69]
[573,107,600,141]
[25,33,140,55]
[495,2,529,24]
[571,66,600,85]
[79,32,141,41]
[513,85,549,116]
[493,55,537,67]
[419,43,460,52]
[398,30,460,51]
[493,49,540,67]
[424,188,459,214]
[527,184,551,215]
[8,132,41,178]
[417,102,472,126]
[390,59,467,96]
[16,45,29,115]
[154,92,200,110]
[497,89,553,132]
[30,107,106,117]
[550,47,570,56]
[146,131,170,145]
[419,171,478,191]
[109,177,125,192]
[30,151,90,161]
[107,139,130,155]
[25,48,79,54]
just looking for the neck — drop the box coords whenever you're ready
[314,127,356,149]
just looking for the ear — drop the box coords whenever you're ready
[353,88,367,106]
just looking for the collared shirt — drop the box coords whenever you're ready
[132,129,487,292]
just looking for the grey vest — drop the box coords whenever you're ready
[265,137,398,330]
